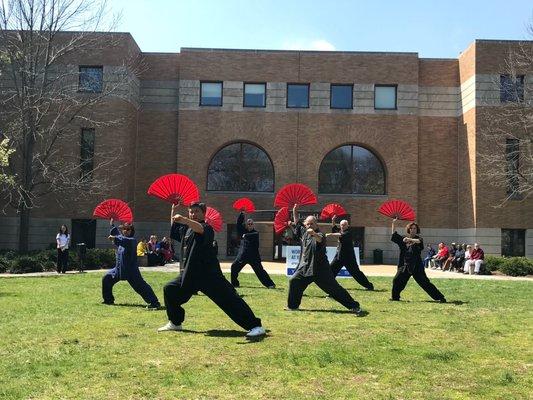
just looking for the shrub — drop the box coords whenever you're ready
[84,249,115,270]
[484,255,506,272]
[498,257,533,277]
[9,256,43,274]
[0,256,12,273]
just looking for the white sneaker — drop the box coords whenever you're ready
[246,326,266,338]
[157,321,182,332]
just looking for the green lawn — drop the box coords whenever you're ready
[0,272,531,400]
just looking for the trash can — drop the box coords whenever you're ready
[76,243,87,273]
[373,249,383,264]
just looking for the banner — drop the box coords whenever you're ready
[286,246,360,277]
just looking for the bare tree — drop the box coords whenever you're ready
[478,21,533,205]
[0,0,140,251]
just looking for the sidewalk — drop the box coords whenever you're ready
[1,261,531,281]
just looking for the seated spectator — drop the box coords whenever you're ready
[137,237,149,257]
[464,243,484,274]
[443,243,457,271]
[158,236,174,264]
[147,235,163,266]
[423,244,436,268]
[463,245,472,274]
[432,243,449,270]
[452,244,466,272]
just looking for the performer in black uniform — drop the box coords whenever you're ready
[390,218,446,302]
[326,216,374,290]
[287,204,364,315]
[230,211,276,289]
[158,202,266,338]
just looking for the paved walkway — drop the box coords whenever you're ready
[1,261,531,281]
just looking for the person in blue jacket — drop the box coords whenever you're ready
[230,210,276,289]
[101,219,161,309]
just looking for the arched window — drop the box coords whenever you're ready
[207,142,274,192]
[318,145,386,195]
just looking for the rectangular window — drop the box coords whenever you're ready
[200,81,223,106]
[330,84,353,109]
[78,66,103,93]
[244,83,266,107]
[374,85,397,110]
[287,83,309,108]
[500,74,524,102]
[501,228,525,257]
[80,128,95,181]
[505,138,520,196]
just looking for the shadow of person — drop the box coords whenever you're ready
[300,308,369,317]
[205,329,247,338]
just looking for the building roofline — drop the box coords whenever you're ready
[180,47,419,56]
[475,39,533,44]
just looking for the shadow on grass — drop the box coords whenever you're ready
[422,300,468,305]
[299,308,369,317]
[0,292,17,297]
[109,303,167,310]
[235,285,284,291]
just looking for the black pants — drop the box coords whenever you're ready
[163,274,262,330]
[287,268,360,310]
[102,268,160,306]
[57,249,69,273]
[391,265,445,301]
[230,257,275,288]
[330,257,374,290]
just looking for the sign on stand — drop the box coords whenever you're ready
[286,246,360,277]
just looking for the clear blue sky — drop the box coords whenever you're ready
[108,0,533,58]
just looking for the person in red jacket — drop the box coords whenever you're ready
[432,243,449,270]
[464,243,485,274]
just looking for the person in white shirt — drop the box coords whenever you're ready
[56,225,70,274]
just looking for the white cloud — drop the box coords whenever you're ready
[281,39,336,51]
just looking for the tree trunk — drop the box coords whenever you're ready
[18,205,30,253]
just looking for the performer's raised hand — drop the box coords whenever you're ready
[109,218,114,226]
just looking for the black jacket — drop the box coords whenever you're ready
[332,225,357,264]
[292,222,329,277]
[170,221,222,288]
[235,212,261,262]
[391,231,424,273]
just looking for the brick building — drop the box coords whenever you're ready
[1,33,532,263]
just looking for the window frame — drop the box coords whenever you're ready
[286,83,310,109]
[330,83,354,109]
[243,82,267,108]
[206,141,275,193]
[78,65,103,93]
[200,81,223,107]
[374,84,398,110]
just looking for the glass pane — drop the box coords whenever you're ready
[207,143,274,192]
[375,86,396,109]
[287,84,309,108]
[331,85,352,109]
[318,146,352,193]
[207,143,240,190]
[244,83,266,107]
[352,146,385,194]
[79,67,103,93]
[201,82,222,106]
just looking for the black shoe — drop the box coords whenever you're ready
[366,285,375,291]
[102,301,114,305]
[438,298,447,303]
[389,298,400,301]
[146,303,161,310]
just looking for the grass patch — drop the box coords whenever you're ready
[0,272,531,399]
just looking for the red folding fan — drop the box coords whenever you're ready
[232,198,256,213]
[93,199,133,223]
[205,206,223,232]
[147,174,200,206]
[273,207,290,234]
[378,199,416,221]
[320,203,347,221]
[274,183,317,208]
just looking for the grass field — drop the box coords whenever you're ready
[0,272,531,400]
